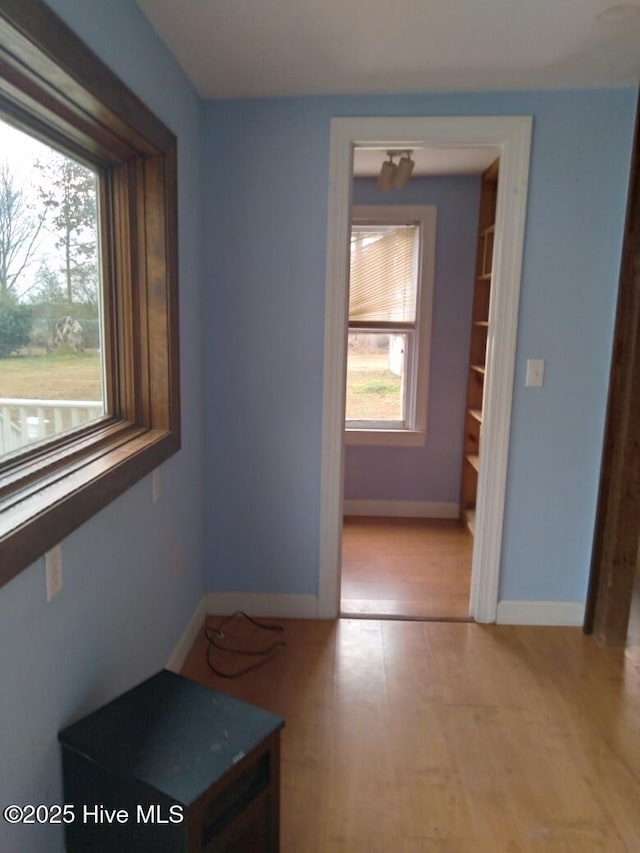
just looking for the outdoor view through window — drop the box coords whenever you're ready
[346,223,419,428]
[0,118,104,462]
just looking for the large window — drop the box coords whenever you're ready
[0,118,105,458]
[345,206,436,446]
[0,0,180,586]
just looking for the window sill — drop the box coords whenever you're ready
[0,425,178,588]
[344,429,426,447]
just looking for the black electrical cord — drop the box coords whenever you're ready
[204,611,286,679]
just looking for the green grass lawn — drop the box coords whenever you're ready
[0,350,103,401]
[345,349,402,421]
[1,347,399,418]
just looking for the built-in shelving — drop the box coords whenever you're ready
[466,454,480,472]
[460,158,499,537]
[463,507,476,536]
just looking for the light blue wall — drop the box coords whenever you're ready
[345,175,480,503]
[1,19,635,846]
[0,2,206,852]
[203,100,330,595]
[203,89,636,604]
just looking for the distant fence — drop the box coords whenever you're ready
[0,398,104,455]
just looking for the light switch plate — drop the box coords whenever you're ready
[525,358,545,388]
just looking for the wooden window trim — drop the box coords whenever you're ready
[0,0,180,586]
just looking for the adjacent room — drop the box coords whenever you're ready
[341,145,498,620]
[1,0,639,851]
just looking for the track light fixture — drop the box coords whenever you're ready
[394,152,415,189]
[377,153,397,192]
[376,150,415,192]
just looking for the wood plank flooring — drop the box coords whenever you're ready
[341,517,472,619]
[182,615,640,852]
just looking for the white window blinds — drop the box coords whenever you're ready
[349,224,419,325]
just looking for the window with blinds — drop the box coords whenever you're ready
[346,221,422,429]
[345,205,436,442]
[349,224,419,326]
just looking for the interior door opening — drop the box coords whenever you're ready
[318,115,532,622]
[339,144,499,621]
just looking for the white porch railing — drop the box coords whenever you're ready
[0,398,104,456]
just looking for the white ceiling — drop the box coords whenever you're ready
[352,146,500,177]
[136,0,640,100]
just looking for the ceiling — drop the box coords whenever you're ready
[352,146,500,177]
[136,0,640,100]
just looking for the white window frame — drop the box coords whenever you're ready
[345,205,436,447]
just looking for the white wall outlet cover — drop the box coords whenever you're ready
[45,545,63,601]
[152,469,161,503]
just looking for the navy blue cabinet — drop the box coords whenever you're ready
[59,670,284,852]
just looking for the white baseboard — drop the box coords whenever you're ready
[496,600,585,626]
[206,592,320,619]
[343,500,460,519]
[171,593,585,632]
[166,594,208,673]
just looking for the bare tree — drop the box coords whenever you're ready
[28,261,66,306]
[37,155,98,305]
[0,162,46,301]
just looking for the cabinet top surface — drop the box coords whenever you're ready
[59,670,284,804]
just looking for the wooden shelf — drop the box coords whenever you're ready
[481,224,495,237]
[477,273,492,281]
[474,321,489,328]
[470,364,486,375]
[469,409,483,424]
[463,507,476,536]
[466,454,480,472]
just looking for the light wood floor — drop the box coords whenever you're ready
[182,615,640,852]
[341,517,472,619]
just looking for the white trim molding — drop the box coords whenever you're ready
[497,600,586,626]
[206,592,319,620]
[349,204,437,437]
[343,500,459,518]
[165,594,208,673]
[344,429,426,447]
[319,115,533,622]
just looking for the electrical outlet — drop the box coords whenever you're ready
[173,544,182,576]
[152,469,161,503]
[45,545,63,601]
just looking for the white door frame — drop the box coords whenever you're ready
[318,115,532,622]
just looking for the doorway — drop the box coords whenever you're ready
[339,145,497,620]
[318,116,533,621]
